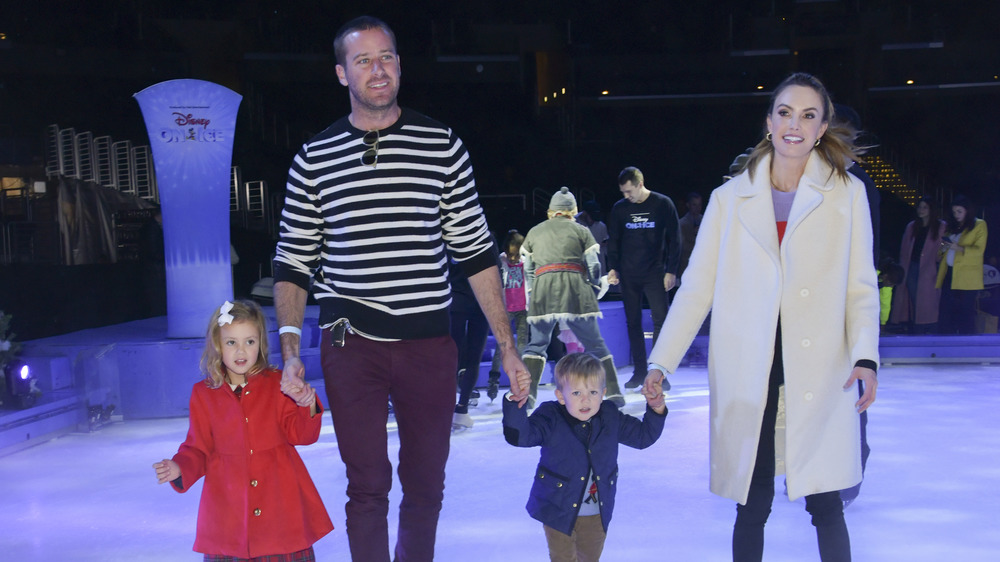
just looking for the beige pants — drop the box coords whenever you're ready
[543,515,607,562]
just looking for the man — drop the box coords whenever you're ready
[607,166,680,390]
[271,16,528,562]
[520,187,625,409]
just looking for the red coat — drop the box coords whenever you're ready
[171,369,333,557]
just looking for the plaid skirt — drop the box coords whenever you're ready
[204,546,315,562]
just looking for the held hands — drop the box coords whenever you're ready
[641,370,667,414]
[286,382,318,408]
[501,346,531,407]
[280,356,316,408]
[844,366,878,413]
[152,459,180,484]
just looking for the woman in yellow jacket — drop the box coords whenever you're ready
[936,195,988,334]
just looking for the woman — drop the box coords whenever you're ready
[936,196,988,334]
[889,196,946,333]
[644,73,879,562]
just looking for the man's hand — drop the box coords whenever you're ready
[607,269,620,285]
[664,273,677,291]
[280,356,307,396]
[502,346,530,406]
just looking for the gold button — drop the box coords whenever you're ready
[250,449,253,455]
[245,390,250,395]
[557,483,563,488]
[580,476,585,480]
[246,418,249,423]
[253,508,261,516]
[596,476,600,480]
[250,480,258,487]
[572,503,578,508]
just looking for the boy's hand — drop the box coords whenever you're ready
[153,459,180,484]
[642,373,666,414]
[513,369,532,407]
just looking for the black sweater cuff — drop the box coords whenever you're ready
[854,359,878,373]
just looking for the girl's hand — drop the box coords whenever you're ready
[287,382,317,408]
[153,459,180,484]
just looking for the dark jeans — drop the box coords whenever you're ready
[450,302,490,413]
[620,273,668,376]
[733,326,850,562]
[322,330,457,562]
[838,383,870,504]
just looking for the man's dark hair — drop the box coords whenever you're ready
[618,166,643,186]
[333,16,397,66]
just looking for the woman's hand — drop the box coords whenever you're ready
[844,366,877,413]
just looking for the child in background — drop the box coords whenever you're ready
[502,352,667,561]
[487,229,530,401]
[153,300,333,561]
[878,260,905,329]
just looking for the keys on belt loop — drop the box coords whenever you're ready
[330,318,350,347]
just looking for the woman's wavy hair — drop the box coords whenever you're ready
[741,72,866,184]
[915,195,943,242]
[200,299,270,388]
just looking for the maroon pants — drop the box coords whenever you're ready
[321,330,457,562]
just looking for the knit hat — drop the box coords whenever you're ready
[549,186,577,212]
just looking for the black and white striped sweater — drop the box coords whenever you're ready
[273,109,496,340]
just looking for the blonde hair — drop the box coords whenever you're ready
[554,352,605,391]
[741,72,865,183]
[200,300,270,388]
[547,208,577,219]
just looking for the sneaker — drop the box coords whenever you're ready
[624,372,646,389]
[608,394,626,408]
[452,412,474,432]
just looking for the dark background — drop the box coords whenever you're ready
[2,0,999,338]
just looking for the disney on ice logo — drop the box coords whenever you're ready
[156,112,225,143]
[626,215,655,229]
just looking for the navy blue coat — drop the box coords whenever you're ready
[503,398,666,535]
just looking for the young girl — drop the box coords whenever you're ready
[487,229,529,401]
[153,300,333,561]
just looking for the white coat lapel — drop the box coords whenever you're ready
[784,153,834,242]
[736,159,780,269]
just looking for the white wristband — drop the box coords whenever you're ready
[278,326,302,337]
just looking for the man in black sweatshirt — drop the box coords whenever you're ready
[607,166,681,390]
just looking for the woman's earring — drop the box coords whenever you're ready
[766,132,772,142]
[815,137,822,147]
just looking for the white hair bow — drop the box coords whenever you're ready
[218,301,235,327]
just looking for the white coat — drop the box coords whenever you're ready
[649,152,880,503]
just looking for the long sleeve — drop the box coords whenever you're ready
[661,197,682,275]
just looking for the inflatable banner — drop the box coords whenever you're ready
[134,80,242,338]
